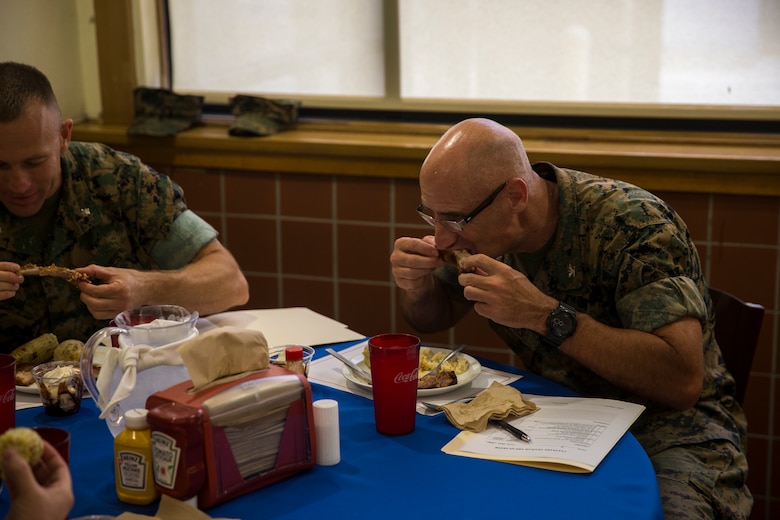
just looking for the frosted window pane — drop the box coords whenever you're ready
[168,0,384,96]
[400,0,780,106]
[168,0,780,108]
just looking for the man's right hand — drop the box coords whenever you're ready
[390,235,441,294]
[0,262,21,301]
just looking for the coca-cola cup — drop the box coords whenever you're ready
[0,354,16,434]
[368,333,420,436]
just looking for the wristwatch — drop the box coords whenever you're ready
[544,302,577,347]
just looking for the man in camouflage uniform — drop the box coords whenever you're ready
[0,62,249,351]
[391,118,751,519]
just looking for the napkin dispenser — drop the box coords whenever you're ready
[145,365,316,509]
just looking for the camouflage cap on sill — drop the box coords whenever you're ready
[127,87,205,137]
[228,94,301,137]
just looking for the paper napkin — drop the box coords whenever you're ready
[177,326,269,390]
[441,381,538,432]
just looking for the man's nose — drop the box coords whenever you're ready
[434,225,459,250]
[1,166,32,187]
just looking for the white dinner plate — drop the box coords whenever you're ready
[16,383,40,395]
[342,347,482,397]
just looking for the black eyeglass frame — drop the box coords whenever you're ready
[416,181,508,232]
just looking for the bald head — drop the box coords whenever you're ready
[421,118,533,195]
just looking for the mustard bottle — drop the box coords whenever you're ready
[115,408,159,505]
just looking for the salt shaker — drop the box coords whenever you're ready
[313,399,341,466]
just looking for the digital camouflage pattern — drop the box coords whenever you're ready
[127,87,204,137]
[228,94,301,137]
[435,162,751,518]
[0,142,211,351]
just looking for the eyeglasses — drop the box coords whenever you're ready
[417,181,508,232]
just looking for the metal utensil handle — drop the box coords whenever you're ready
[325,347,372,383]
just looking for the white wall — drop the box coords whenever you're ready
[0,0,101,122]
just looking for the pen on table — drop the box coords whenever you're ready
[491,419,532,443]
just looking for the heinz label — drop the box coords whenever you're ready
[151,431,180,489]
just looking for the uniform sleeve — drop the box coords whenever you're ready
[616,276,706,332]
[151,209,218,269]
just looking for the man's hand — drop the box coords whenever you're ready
[0,262,22,301]
[390,235,441,295]
[3,441,74,520]
[458,254,556,333]
[77,265,141,319]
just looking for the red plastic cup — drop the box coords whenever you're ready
[0,354,16,435]
[368,333,420,435]
[33,426,71,465]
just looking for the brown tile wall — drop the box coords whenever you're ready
[165,167,779,517]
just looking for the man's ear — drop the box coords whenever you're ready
[506,178,529,211]
[59,118,74,153]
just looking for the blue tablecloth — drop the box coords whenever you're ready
[1,344,664,520]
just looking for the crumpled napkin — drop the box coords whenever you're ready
[115,494,237,520]
[177,326,269,390]
[441,381,539,432]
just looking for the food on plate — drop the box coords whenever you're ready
[14,363,36,386]
[0,427,44,478]
[362,346,470,389]
[417,370,457,389]
[10,332,59,366]
[53,339,85,362]
[439,249,473,273]
[418,347,469,377]
[12,335,96,389]
[18,263,90,285]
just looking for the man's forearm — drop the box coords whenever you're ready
[400,277,464,333]
[141,242,249,315]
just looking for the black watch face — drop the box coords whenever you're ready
[550,310,575,336]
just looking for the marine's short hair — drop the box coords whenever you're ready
[0,61,60,123]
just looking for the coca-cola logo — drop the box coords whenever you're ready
[393,368,419,384]
[1,388,15,405]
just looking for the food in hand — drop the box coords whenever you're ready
[10,333,59,365]
[53,339,85,362]
[439,249,473,273]
[19,263,90,285]
[0,427,44,478]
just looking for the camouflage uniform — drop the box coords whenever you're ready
[0,142,217,350]
[436,162,751,519]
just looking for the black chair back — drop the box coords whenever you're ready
[710,287,765,405]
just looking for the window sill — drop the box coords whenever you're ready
[71,120,780,196]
